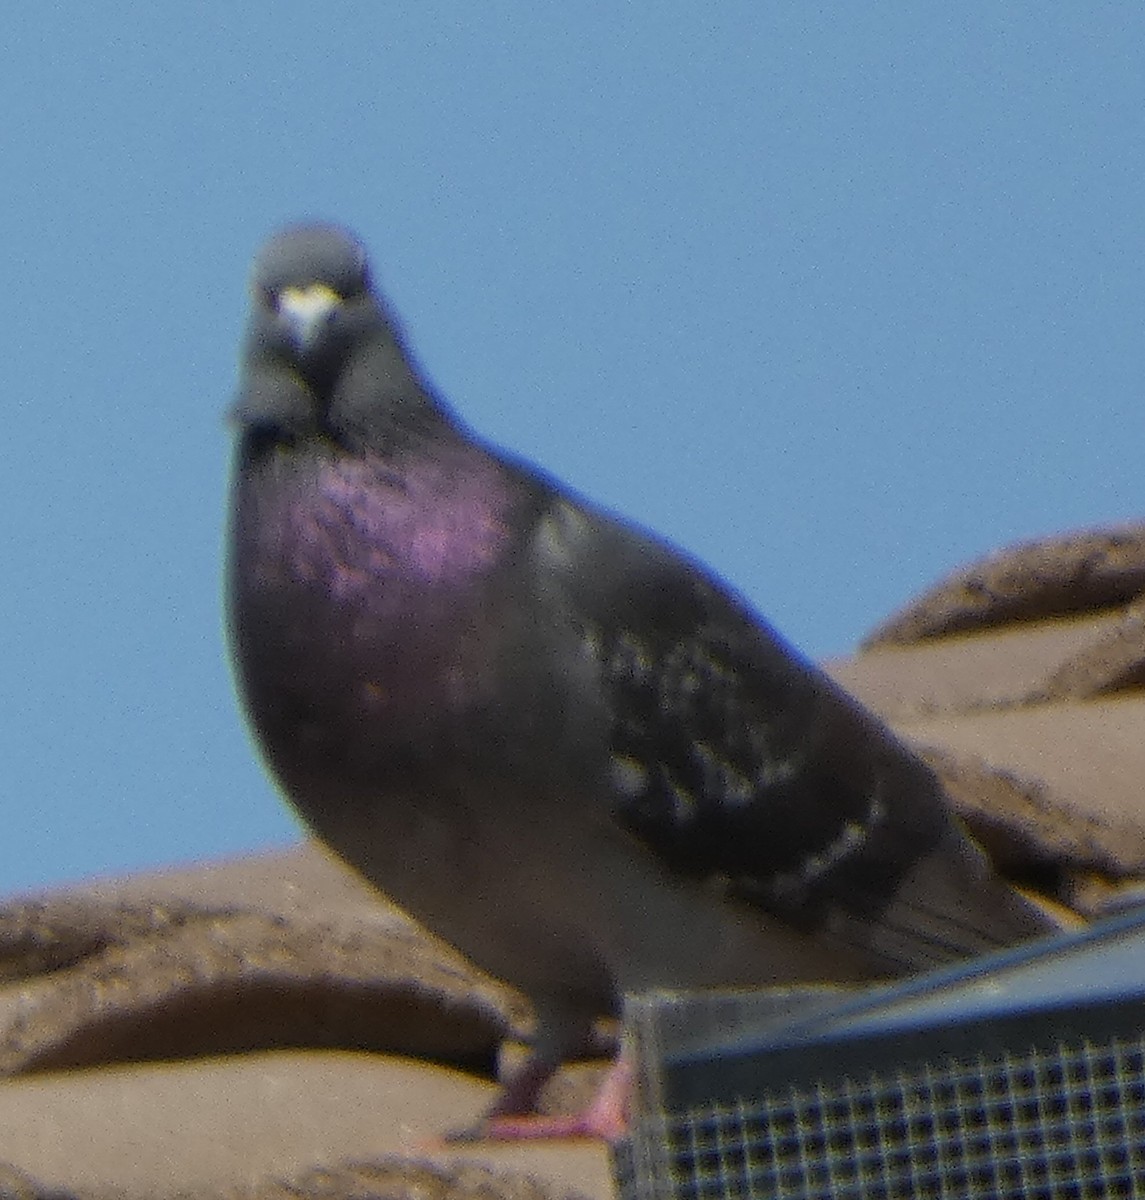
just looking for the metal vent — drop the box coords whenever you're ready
[614,908,1145,1199]
[620,1036,1145,1199]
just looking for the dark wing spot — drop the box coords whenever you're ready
[595,618,932,929]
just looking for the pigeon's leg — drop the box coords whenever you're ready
[480,1051,632,1142]
[445,1050,631,1143]
[447,1003,629,1142]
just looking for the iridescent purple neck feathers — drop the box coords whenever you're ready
[268,451,516,604]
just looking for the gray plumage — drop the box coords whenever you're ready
[226,224,1058,1123]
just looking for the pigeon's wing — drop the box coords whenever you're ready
[533,496,1056,975]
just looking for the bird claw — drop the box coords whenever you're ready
[443,1055,632,1143]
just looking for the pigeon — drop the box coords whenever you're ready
[226,224,1060,1138]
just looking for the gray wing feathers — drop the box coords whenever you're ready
[538,496,1056,974]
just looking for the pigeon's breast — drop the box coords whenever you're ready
[229,445,534,775]
[264,451,515,604]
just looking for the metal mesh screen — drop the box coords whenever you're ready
[618,1033,1145,1199]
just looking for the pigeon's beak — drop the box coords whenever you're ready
[277,283,343,352]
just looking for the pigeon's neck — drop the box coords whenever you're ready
[326,336,460,454]
[235,329,461,457]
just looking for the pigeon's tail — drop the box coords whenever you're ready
[825,828,1066,978]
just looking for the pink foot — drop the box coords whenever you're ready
[448,1055,632,1143]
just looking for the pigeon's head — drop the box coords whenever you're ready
[235,224,441,443]
[248,224,380,387]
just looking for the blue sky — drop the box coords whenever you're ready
[2,3,1142,895]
